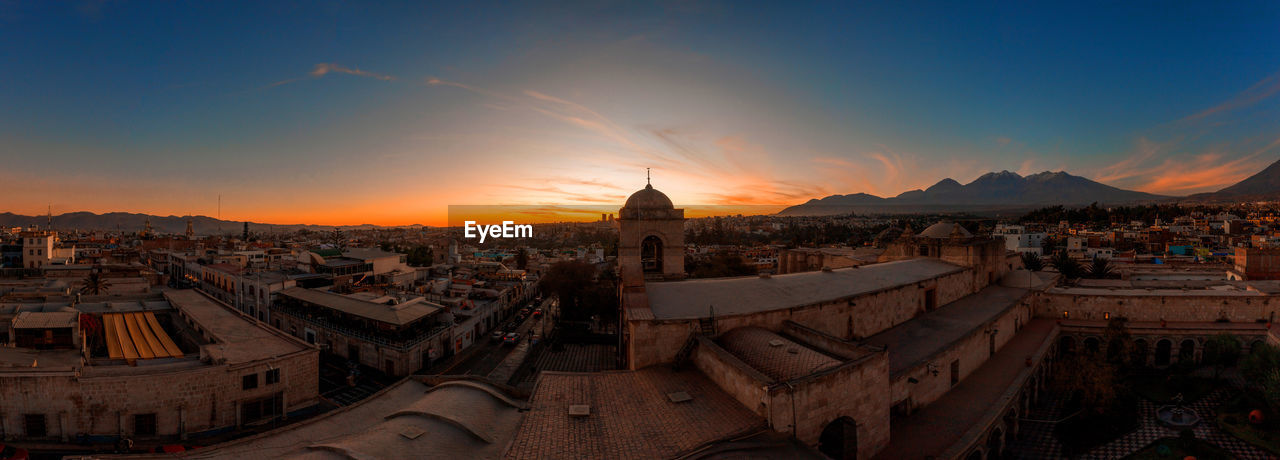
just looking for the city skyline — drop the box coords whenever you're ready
[3,2,1280,226]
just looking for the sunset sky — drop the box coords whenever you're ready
[2,2,1280,226]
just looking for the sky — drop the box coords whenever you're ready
[2,1,1280,226]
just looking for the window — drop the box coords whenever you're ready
[924,288,937,311]
[918,245,929,256]
[266,368,281,385]
[950,360,960,386]
[24,414,46,438]
[134,413,157,436]
[240,393,283,424]
[242,373,259,390]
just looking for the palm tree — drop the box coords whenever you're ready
[1087,257,1114,279]
[1048,251,1083,281]
[81,269,111,295]
[1021,252,1044,271]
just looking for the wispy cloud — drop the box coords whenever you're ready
[1182,71,1280,122]
[1091,69,1280,195]
[270,63,395,87]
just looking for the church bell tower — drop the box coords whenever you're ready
[618,180,685,287]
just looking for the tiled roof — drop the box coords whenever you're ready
[506,368,766,459]
[715,327,842,381]
[11,311,78,329]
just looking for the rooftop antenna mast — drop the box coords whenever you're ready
[218,194,222,235]
[646,168,651,186]
[47,204,52,230]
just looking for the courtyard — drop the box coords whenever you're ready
[1006,325,1280,459]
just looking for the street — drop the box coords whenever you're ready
[421,297,551,376]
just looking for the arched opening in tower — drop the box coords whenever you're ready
[641,235,664,274]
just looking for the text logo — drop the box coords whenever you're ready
[464,220,533,243]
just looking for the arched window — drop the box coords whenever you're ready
[641,235,664,273]
[1155,339,1172,366]
[1180,339,1197,363]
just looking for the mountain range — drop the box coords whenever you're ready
[0,212,423,235]
[1190,159,1280,201]
[777,160,1280,216]
[779,170,1168,216]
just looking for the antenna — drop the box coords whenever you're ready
[646,168,651,186]
[218,194,222,234]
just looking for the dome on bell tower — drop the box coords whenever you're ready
[623,184,674,210]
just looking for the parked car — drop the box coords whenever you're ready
[503,333,521,346]
[532,308,543,318]
[505,321,518,332]
[491,330,506,341]
[154,445,201,454]
[530,334,542,345]
[0,443,29,460]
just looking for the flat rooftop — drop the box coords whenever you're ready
[165,289,310,364]
[278,287,442,326]
[863,284,1029,377]
[875,319,1058,459]
[645,259,965,320]
[507,368,766,459]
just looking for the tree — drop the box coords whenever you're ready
[1263,369,1280,412]
[540,260,602,322]
[405,245,435,267]
[1021,252,1044,271]
[81,269,111,295]
[1243,342,1280,384]
[1202,333,1242,381]
[1087,257,1114,279]
[1049,251,1083,281]
[1056,353,1118,412]
[686,253,757,278]
[515,247,529,270]
[329,229,346,249]
[1102,317,1132,367]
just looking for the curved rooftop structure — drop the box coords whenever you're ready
[917,221,972,239]
[623,183,675,210]
[163,379,524,460]
[619,183,683,220]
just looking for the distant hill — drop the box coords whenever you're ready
[0,212,422,235]
[1190,158,1280,201]
[779,170,1167,216]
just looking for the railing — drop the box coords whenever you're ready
[272,305,449,350]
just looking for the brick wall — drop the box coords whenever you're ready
[0,349,317,441]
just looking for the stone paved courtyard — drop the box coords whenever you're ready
[1007,384,1276,460]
